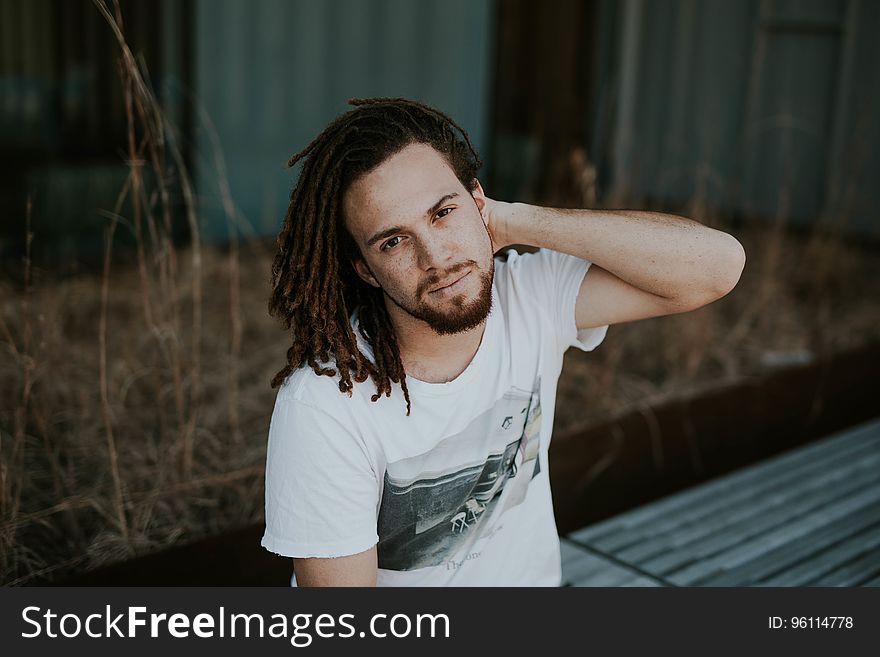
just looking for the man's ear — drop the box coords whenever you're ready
[352,257,381,288]
[471,178,487,225]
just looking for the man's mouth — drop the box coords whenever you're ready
[428,270,471,296]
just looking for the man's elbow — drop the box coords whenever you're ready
[682,238,746,310]
[713,236,746,299]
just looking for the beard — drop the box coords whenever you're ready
[383,258,494,335]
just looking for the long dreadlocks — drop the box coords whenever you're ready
[268,97,484,416]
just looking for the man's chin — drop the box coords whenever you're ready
[418,290,493,335]
[426,311,488,335]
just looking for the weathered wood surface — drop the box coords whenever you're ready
[562,417,880,587]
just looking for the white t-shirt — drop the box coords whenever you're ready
[261,248,608,586]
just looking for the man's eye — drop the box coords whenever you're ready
[381,236,402,251]
[436,207,454,219]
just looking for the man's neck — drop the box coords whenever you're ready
[387,308,487,384]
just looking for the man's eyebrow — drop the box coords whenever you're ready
[365,192,460,247]
[425,192,459,219]
[366,225,405,248]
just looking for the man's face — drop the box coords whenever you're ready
[342,142,494,335]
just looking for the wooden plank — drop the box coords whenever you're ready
[667,489,880,585]
[572,417,880,545]
[559,538,595,569]
[620,575,663,587]
[762,523,880,586]
[640,466,880,574]
[559,538,665,587]
[559,538,615,584]
[698,508,880,586]
[600,435,880,555]
[808,544,880,586]
[615,447,880,562]
[567,418,880,547]
[569,561,645,587]
[562,551,628,586]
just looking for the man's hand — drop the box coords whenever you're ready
[475,185,517,253]
[474,184,538,255]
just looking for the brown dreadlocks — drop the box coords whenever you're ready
[268,97,484,416]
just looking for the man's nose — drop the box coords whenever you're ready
[415,233,455,271]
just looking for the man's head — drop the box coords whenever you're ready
[343,142,494,336]
[269,98,490,415]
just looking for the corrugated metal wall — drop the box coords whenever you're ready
[6,0,875,257]
[192,0,495,241]
[608,0,879,236]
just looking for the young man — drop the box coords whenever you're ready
[262,98,745,586]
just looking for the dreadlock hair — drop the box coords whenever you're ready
[268,97,484,416]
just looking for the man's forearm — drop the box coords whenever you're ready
[499,204,746,303]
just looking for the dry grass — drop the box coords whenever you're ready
[0,239,279,585]
[1,0,878,586]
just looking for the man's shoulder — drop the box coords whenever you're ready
[275,359,388,418]
[277,363,348,409]
[494,247,587,297]
[493,248,552,299]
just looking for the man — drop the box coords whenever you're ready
[262,97,745,586]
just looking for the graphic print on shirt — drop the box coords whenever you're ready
[376,377,543,571]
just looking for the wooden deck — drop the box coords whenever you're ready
[560,416,880,587]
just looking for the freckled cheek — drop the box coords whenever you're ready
[456,217,488,251]
[438,232,469,260]
[456,229,484,260]
[381,256,420,291]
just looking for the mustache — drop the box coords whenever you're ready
[418,260,478,296]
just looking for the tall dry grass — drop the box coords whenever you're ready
[0,0,273,585]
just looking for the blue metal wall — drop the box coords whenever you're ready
[193,0,495,241]
[606,0,879,236]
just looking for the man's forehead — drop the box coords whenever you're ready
[344,144,462,231]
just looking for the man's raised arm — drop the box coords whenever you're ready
[477,184,746,328]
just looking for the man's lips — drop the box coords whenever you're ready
[428,270,471,294]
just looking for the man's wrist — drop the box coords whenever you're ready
[502,202,539,249]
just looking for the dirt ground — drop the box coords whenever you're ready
[1,217,878,585]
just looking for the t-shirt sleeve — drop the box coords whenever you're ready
[506,248,609,355]
[261,396,380,558]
